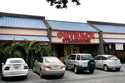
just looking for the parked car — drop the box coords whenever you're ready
[65,53,95,74]
[95,55,121,71]
[1,58,29,79]
[33,56,65,78]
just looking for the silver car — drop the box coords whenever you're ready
[33,57,65,78]
[95,55,121,71]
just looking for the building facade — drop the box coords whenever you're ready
[47,20,100,61]
[0,12,125,63]
[0,12,49,43]
[88,21,125,62]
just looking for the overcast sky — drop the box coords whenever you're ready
[0,0,125,23]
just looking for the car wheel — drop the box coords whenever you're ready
[74,66,79,74]
[116,68,120,71]
[23,75,27,79]
[89,69,94,74]
[1,74,5,80]
[59,74,64,78]
[66,65,69,70]
[104,65,108,71]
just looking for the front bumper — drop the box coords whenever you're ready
[108,66,121,70]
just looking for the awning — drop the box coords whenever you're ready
[0,35,49,42]
[104,39,125,43]
[48,20,97,32]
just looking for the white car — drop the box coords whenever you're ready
[33,57,65,78]
[95,55,121,71]
[1,58,29,79]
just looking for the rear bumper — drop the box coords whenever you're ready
[77,65,95,71]
[2,69,29,77]
[41,69,65,76]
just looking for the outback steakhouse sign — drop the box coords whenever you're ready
[57,31,95,44]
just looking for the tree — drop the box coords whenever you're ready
[46,0,80,9]
[0,41,53,69]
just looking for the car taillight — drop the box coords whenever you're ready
[24,66,28,69]
[44,65,51,69]
[4,66,10,70]
[61,66,65,69]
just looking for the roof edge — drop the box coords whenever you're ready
[87,20,125,26]
[0,12,45,19]
[47,20,86,24]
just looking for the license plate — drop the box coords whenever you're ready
[52,66,60,70]
[13,64,21,69]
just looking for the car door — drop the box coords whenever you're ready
[67,55,76,69]
[95,56,102,68]
[101,56,107,68]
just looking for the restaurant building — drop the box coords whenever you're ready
[1,12,125,62]
[47,20,100,61]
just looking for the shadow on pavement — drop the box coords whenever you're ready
[1,76,27,82]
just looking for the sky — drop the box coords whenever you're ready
[0,0,125,23]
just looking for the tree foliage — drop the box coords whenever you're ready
[46,0,80,9]
[0,41,53,68]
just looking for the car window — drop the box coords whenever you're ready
[107,56,119,60]
[10,60,23,63]
[38,57,43,62]
[102,56,107,60]
[80,54,93,60]
[95,56,101,60]
[77,55,80,60]
[68,55,76,60]
[45,57,62,63]
[7,59,25,64]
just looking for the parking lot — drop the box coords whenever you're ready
[0,64,125,83]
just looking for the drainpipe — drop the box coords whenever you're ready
[42,17,52,48]
[87,21,104,55]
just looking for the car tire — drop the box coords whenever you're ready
[1,74,5,80]
[23,75,28,79]
[74,66,79,74]
[59,74,64,78]
[66,65,69,70]
[89,69,94,74]
[103,65,108,71]
[116,68,120,71]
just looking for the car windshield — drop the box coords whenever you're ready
[107,55,118,60]
[45,57,62,63]
[9,60,24,64]
[80,54,93,60]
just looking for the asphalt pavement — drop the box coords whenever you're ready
[0,64,125,83]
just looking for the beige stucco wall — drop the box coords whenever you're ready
[103,33,125,39]
[0,28,47,36]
